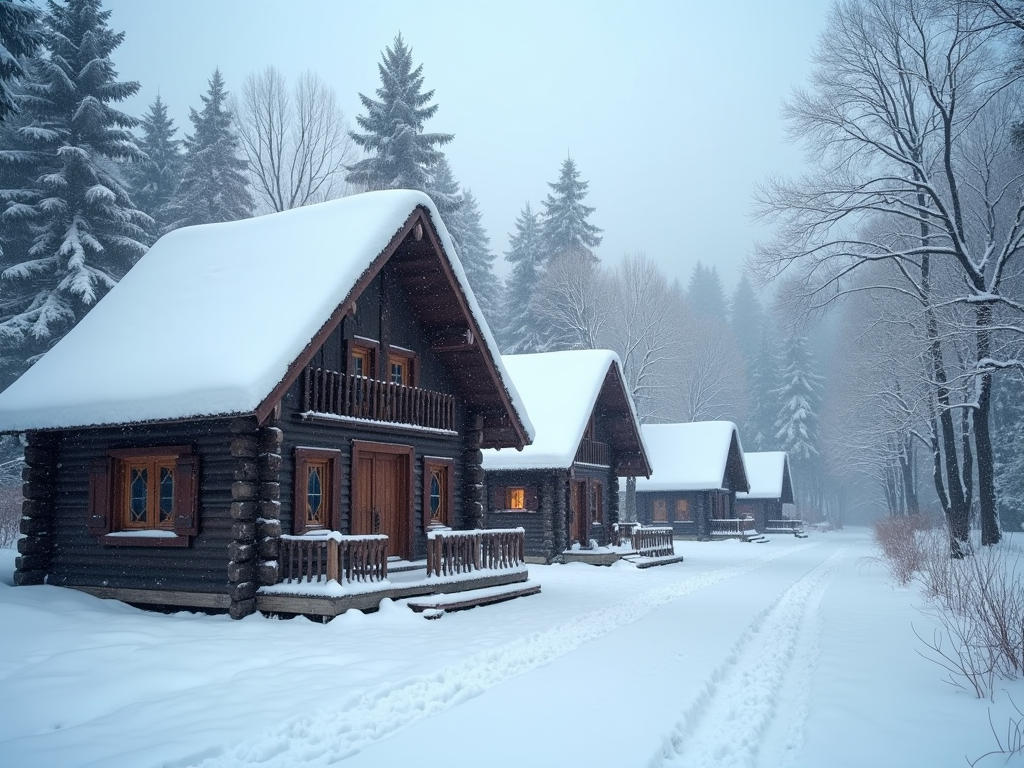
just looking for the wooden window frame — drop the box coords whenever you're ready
[293,447,342,534]
[589,480,603,526]
[652,497,668,523]
[490,483,539,513]
[89,445,199,547]
[674,498,691,522]
[386,346,417,387]
[423,457,454,530]
[347,337,379,379]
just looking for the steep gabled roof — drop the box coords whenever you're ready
[0,190,533,448]
[736,451,794,502]
[634,421,749,492]
[481,350,650,475]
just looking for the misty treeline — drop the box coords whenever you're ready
[753,0,1024,550]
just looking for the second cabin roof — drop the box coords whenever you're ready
[481,349,650,475]
[634,421,749,493]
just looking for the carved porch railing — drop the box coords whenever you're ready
[574,438,610,466]
[630,525,675,557]
[611,521,641,547]
[302,367,455,432]
[766,519,805,534]
[710,518,758,537]
[426,528,525,577]
[280,533,389,585]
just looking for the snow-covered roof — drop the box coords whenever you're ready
[0,190,533,442]
[634,421,748,492]
[736,451,794,502]
[481,350,649,473]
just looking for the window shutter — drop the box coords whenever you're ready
[87,457,114,535]
[524,485,539,511]
[173,454,200,536]
[491,485,507,510]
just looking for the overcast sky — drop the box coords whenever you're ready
[103,0,829,293]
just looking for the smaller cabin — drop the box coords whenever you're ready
[481,350,650,562]
[735,451,798,534]
[634,422,749,540]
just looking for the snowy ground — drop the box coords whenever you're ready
[1,529,1022,768]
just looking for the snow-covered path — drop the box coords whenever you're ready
[1,530,1021,768]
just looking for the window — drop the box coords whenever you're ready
[388,351,415,386]
[674,498,691,522]
[491,484,538,512]
[87,446,199,546]
[351,344,374,378]
[293,447,342,534]
[423,458,453,529]
[653,498,668,522]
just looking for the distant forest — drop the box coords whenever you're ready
[2,0,1024,542]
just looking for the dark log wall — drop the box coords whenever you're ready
[278,265,469,561]
[635,490,705,539]
[42,418,238,594]
[482,469,554,560]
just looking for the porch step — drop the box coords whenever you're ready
[745,535,769,543]
[622,553,686,569]
[406,581,541,615]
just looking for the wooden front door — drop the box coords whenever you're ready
[570,480,587,546]
[353,442,412,559]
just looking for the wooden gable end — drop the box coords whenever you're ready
[723,431,750,493]
[254,207,529,450]
[780,457,795,504]
[583,363,651,478]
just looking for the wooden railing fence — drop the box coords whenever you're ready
[426,528,525,577]
[611,521,641,547]
[280,534,389,585]
[709,518,758,536]
[630,526,675,557]
[574,438,610,466]
[302,367,455,431]
[766,519,804,533]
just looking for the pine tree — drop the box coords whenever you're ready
[992,374,1024,532]
[687,261,727,321]
[347,33,453,193]
[746,326,781,450]
[452,189,499,323]
[728,273,764,366]
[540,156,602,261]
[0,0,42,122]
[0,0,149,385]
[500,202,546,353]
[425,156,463,236]
[167,68,253,229]
[773,335,824,514]
[125,95,182,235]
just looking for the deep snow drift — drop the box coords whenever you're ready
[1,530,1021,767]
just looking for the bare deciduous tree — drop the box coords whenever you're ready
[235,67,355,212]
[531,248,608,351]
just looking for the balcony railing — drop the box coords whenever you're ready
[302,367,455,432]
[574,438,610,466]
[426,528,525,577]
[710,518,758,537]
[280,533,389,585]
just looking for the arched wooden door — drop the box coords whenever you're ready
[352,441,412,560]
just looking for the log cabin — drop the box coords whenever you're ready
[634,422,750,540]
[0,190,536,619]
[735,451,801,535]
[480,350,651,562]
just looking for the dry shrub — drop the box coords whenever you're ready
[0,483,20,549]
[871,515,933,585]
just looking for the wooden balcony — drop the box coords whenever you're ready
[279,533,389,585]
[302,367,455,432]
[574,437,610,466]
[426,528,526,577]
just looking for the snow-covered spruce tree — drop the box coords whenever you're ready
[0,0,42,122]
[992,374,1024,532]
[0,0,149,387]
[166,68,253,230]
[746,326,781,450]
[423,154,462,226]
[773,335,824,515]
[728,273,765,366]
[346,33,454,194]
[125,94,182,235]
[686,261,727,321]
[452,189,499,324]
[499,202,546,353]
[540,155,602,262]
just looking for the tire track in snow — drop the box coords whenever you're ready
[193,541,819,768]
[653,545,848,768]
